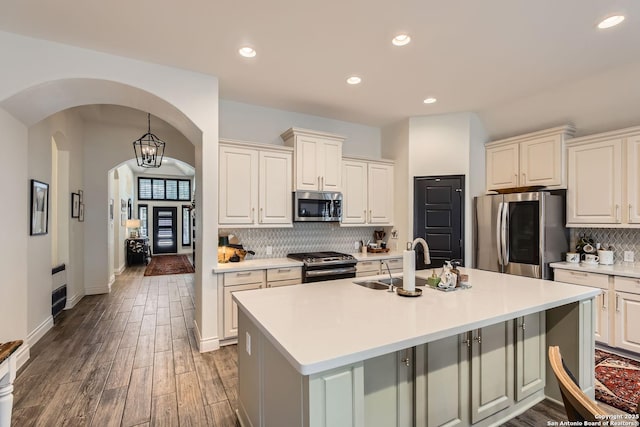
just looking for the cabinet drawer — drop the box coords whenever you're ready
[267,267,302,282]
[224,270,266,286]
[356,260,380,273]
[554,269,609,289]
[382,258,402,269]
[614,276,640,294]
[268,278,301,288]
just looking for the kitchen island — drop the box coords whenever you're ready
[233,268,601,427]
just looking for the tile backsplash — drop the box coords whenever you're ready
[220,223,391,259]
[570,228,640,262]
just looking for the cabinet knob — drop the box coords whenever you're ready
[616,204,621,222]
[462,338,472,348]
[401,357,410,367]
[473,335,482,344]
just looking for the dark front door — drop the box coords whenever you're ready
[414,175,464,269]
[153,207,177,254]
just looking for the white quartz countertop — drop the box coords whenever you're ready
[233,268,600,376]
[352,250,403,261]
[212,257,302,273]
[551,261,640,279]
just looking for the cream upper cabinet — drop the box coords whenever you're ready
[219,140,293,227]
[627,135,640,223]
[342,158,394,226]
[259,150,292,225]
[485,125,575,191]
[567,138,623,225]
[281,128,345,192]
[486,143,519,190]
[565,126,640,227]
[219,144,258,225]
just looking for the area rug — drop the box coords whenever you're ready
[144,255,194,276]
[595,349,640,414]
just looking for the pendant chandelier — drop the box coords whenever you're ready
[133,113,166,168]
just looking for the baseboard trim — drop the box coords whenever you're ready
[27,315,53,348]
[85,284,109,295]
[194,320,220,353]
[115,264,126,275]
[65,292,83,310]
[15,343,30,370]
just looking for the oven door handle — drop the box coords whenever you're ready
[305,267,357,277]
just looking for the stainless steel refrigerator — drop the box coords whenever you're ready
[474,191,568,280]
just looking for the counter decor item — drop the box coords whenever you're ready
[598,249,614,265]
[402,242,416,292]
[426,269,441,287]
[575,234,595,254]
[566,252,580,263]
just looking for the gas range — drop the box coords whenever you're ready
[287,251,357,283]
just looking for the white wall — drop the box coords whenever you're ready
[220,99,382,158]
[117,165,135,271]
[0,30,220,355]
[381,113,488,266]
[0,108,29,362]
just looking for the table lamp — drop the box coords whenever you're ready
[126,219,141,238]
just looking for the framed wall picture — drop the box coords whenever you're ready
[79,203,85,222]
[30,179,49,235]
[78,190,84,203]
[71,192,80,218]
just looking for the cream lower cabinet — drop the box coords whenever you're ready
[614,276,640,353]
[266,266,302,287]
[342,158,394,225]
[356,257,402,277]
[554,269,611,345]
[222,270,266,339]
[219,140,292,227]
[416,321,516,427]
[515,313,545,401]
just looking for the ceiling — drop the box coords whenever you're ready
[1,1,640,139]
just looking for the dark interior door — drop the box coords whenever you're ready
[414,175,464,269]
[153,206,177,254]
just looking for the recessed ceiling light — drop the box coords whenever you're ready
[346,76,362,85]
[597,15,625,29]
[238,46,257,58]
[392,34,411,46]
[423,97,437,104]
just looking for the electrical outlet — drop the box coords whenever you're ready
[266,246,273,255]
[246,332,252,355]
[624,251,635,263]
[354,241,360,250]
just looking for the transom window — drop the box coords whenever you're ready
[138,177,191,201]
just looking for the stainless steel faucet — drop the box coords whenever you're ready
[381,260,395,292]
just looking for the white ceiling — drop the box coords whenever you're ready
[1,1,640,139]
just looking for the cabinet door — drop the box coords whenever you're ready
[567,139,623,224]
[415,334,469,427]
[470,321,514,424]
[627,135,640,223]
[342,160,368,224]
[224,283,263,338]
[259,150,292,224]
[615,291,640,353]
[309,363,365,427]
[515,313,545,401]
[368,163,394,224]
[219,145,258,225]
[520,134,562,187]
[295,136,322,190]
[595,291,610,345]
[321,140,342,191]
[486,144,519,190]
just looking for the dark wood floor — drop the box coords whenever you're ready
[12,266,239,426]
[11,265,597,426]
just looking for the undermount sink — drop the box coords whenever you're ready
[353,280,390,290]
[377,277,430,287]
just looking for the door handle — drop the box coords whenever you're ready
[321,176,324,190]
[616,204,621,223]
[496,202,504,266]
[317,176,321,190]
[252,207,255,222]
[514,173,518,186]
[630,204,633,222]
[462,332,472,348]
[501,202,509,266]
[522,172,526,184]
[616,294,620,312]
[602,293,607,310]
[259,207,263,223]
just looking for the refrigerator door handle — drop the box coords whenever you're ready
[496,202,504,266]
[501,202,509,267]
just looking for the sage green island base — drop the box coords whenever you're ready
[233,268,599,427]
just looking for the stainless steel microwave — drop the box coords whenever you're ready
[293,191,342,222]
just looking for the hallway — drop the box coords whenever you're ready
[11,266,239,426]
